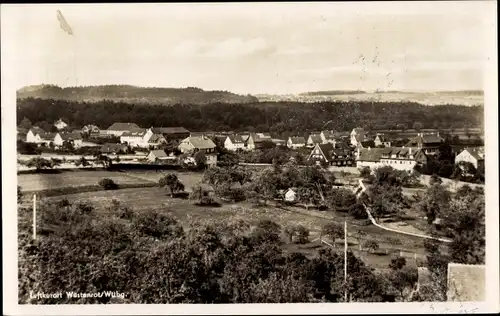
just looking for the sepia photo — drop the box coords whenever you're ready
[2,1,498,315]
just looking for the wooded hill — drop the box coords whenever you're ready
[16,84,258,105]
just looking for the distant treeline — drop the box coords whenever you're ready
[299,90,366,96]
[17,97,483,134]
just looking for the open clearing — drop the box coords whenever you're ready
[17,170,203,192]
[41,186,428,269]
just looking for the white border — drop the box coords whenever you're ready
[2,2,498,315]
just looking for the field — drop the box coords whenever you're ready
[17,170,203,193]
[39,186,428,270]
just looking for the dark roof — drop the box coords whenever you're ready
[357,148,384,162]
[360,140,375,148]
[463,147,485,160]
[316,144,352,160]
[39,132,57,140]
[250,132,272,143]
[407,133,444,146]
[446,263,485,301]
[308,134,323,144]
[101,143,127,153]
[30,127,45,135]
[321,130,335,139]
[60,132,83,141]
[107,122,140,131]
[375,134,392,142]
[289,136,306,144]
[151,127,190,134]
[357,147,423,162]
[149,149,168,158]
[228,135,244,144]
[148,134,165,143]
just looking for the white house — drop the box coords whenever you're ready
[178,135,218,167]
[284,187,297,202]
[455,147,485,170]
[320,130,336,144]
[287,136,306,149]
[350,128,366,147]
[106,122,141,136]
[53,132,83,148]
[374,133,392,147]
[147,149,174,163]
[120,128,154,148]
[224,135,245,151]
[25,127,46,143]
[355,146,427,172]
[306,134,323,148]
[246,132,272,150]
[54,119,68,130]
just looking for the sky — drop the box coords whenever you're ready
[1,2,495,95]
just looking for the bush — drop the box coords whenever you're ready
[389,256,407,270]
[75,202,94,215]
[363,240,380,252]
[18,186,23,203]
[348,203,368,219]
[283,225,310,244]
[321,222,343,241]
[98,178,118,190]
[131,210,184,239]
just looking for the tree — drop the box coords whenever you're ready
[360,166,371,179]
[389,256,407,270]
[416,183,450,224]
[363,240,379,253]
[17,186,23,203]
[388,267,418,300]
[26,157,55,171]
[74,156,90,168]
[321,222,343,243]
[429,174,442,186]
[190,183,216,206]
[93,153,113,168]
[327,188,357,211]
[19,117,32,129]
[194,151,207,169]
[159,174,185,197]
[413,122,423,132]
[98,178,118,190]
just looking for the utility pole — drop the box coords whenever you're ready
[344,220,348,302]
[33,194,37,240]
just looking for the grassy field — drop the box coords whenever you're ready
[17,170,204,193]
[40,187,428,270]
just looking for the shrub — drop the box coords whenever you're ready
[131,210,184,239]
[17,186,23,203]
[117,206,134,220]
[56,198,71,208]
[295,225,310,244]
[98,178,118,190]
[321,222,343,241]
[75,202,94,215]
[389,256,407,270]
[363,240,380,253]
[348,203,368,219]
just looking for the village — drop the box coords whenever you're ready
[17,119,485,180]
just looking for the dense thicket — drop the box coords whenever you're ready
[17,97,483,133]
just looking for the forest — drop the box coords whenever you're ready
[17,97,483,134]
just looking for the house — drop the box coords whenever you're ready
[287,136,306,149]
[356,140,376,149]
[54,132,83,148]
[272,138,287,147]
[224,135,245,151]
[405,133,444,155]
[320,130,336,144]
[308,143,355,167]
[151,127,190,141]
[350,127,366,147]
[446,263,485,302]
[246,132,272,150]
[355,146,427,172]
[101,143,128,154]
[455,147,485,170]
[147,133,167,148]
[146,149,174,163]
[81,124,100,134]
[307,134,324,148]
[106,122,141,136]
[284,187,298,202]
[38,132,57,146]
[374,133,392,147]
[120,128,153,148]
[178,135,218,167]
[54,119,68,130]
[25,127,46,143]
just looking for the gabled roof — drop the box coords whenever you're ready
[149,149,168,158]
[151,127,190,134]
[29,127,45,135]
[250,132,272,143]
[375,134,391,142]
[107,122,140,131]
[288,136,306,145]
[39,132,57,140]
[446,263,485,302]
[148,134,165,143]
[359,140,375,148]
[351,127,365,134]
[184,136,216,149]
[315,143,352,160]
[407,133,444,146]
[321,130,335,140]
[121,129,147,137]
[463,147,485,160]
[60,132,83,141]
[227,135,244,144]
[308,134,323,144]
[357,148,384,162]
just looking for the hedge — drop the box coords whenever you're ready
[23,182,158,198]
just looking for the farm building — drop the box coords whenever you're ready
[306,134,323,148]
[320,130,336,144]
[101,143,128,154]
[178,135,218,167]
[455,147,485,170]
[374,133,393,147]
[224,135,245,151]
[287,136,306,149]
[151,127,190,141]
[246,132,272,150]
[120,128,152,148]
[308,143,355,166]
[53,132,83,148]
[106,122,141,137]
[405,133,444,155]
[355,146,427,172]
[54,118,68,130]
[350,127,366,147]
[147,149,175,163]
